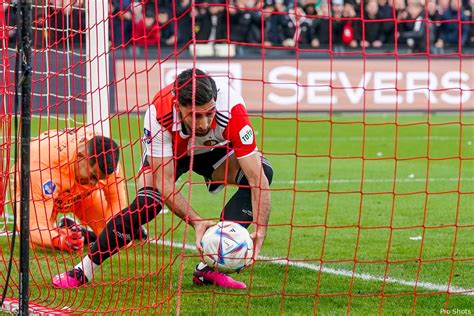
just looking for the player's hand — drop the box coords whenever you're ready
[192,220,216,257]
[53,227,85,253]
[248,230,266,266]
[239,230,266,273]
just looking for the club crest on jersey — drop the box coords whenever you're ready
[239,125,254,145]
[42,180,57,195]
[143,128,152,144]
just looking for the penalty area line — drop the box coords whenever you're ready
[123,177,474,188]
[275,177,474,185]
[153,239,474,297]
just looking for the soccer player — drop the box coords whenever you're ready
[52,68,273,289]
[12,127,127,253]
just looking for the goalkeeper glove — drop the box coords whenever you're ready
[53,227,85,253]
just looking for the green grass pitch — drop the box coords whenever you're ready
[1,112,473,315]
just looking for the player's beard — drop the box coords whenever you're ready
[76,180,96,190]
[195,129,210,137]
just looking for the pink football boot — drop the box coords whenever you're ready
[52,268,88,288]
[192,265,246,289]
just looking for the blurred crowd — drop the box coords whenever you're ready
[1,0,474,52]
[109,0,474,52]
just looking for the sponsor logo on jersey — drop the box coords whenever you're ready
[42,180,57,195]
[143,128,152,144]
[239,125,254,145]
[204,139,219,146]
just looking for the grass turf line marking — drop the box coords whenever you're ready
[123,178,473,187]
[155,239,474,297]
[0,234,472,296]
[259,136,471,142]
[1,177,471,222]
[276,177,474,185]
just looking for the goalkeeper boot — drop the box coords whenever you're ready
[192,264,246,289]
[52,268,88,289]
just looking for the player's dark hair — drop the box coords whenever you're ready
[86,136,120,176]
[175,68,218,106]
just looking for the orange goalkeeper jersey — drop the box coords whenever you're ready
[13,127,127,249]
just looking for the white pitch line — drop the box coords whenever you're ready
[1,177,471,222]
[262,136,472,142]
[156,239,474,296]
[0,233,471,296]
[2,175,473,190]
[125,177,473,187]
[274,177,474,185]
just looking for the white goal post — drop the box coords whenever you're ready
[86,0,110,137]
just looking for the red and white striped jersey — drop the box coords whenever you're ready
[143,78,257,159]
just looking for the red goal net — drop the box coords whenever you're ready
[0,1,9,219]
[0,0,473,314]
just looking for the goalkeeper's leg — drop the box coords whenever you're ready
[52,186,162,288]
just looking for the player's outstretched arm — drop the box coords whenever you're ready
[237,152,271,261]
[147,156,215,252]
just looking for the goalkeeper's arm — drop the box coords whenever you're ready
[20,200,84,252]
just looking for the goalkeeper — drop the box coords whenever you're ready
[53,68,273,289]
[12,127,129,253]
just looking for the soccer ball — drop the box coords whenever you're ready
[201,221,254,274]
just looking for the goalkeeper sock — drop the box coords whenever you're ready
[197,262,208,270]
[74,255,98,282]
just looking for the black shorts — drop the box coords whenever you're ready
[141,147,234,182]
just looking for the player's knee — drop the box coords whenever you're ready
[236,157,273,186]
